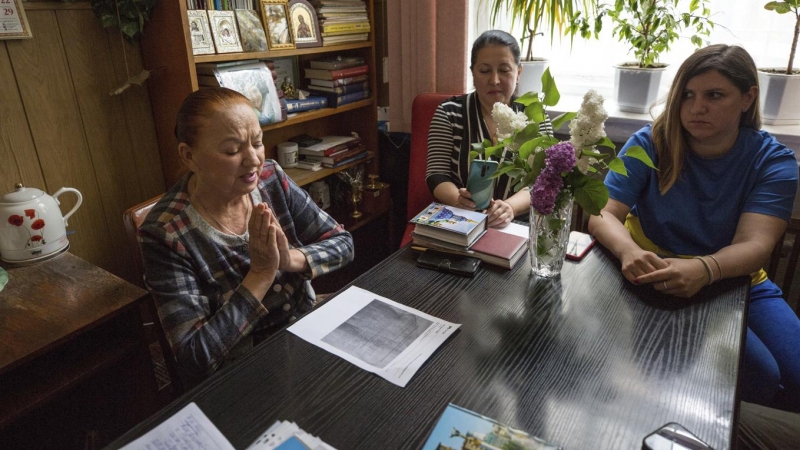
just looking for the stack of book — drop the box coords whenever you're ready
[409,202,529,270]
[304,56,370,107]
[311,0,370,46]
[298,134,366,168]
[196,60,287,123]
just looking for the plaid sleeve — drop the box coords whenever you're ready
[139,222,269,379]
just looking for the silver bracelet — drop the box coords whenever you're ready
[693,256,714,286]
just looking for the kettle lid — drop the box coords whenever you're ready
[1,183,45,205]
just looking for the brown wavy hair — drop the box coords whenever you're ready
[651,44,761,193]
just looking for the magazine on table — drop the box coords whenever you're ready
[422,403,562,450]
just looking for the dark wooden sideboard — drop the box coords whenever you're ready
[0,252,160,449]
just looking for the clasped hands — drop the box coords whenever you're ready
[248,203,306,275]
[621,249,710,298]
[457,188,512,228]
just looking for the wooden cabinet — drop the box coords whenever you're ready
[139,1,379,190]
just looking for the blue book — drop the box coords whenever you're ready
[317,90,370,107]
[285,96,328,113]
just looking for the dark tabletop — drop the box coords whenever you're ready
[109,245,749,450]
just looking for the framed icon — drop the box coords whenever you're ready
[288,0,321,48]
[208,10,243,53]
[261,0,295,50]
[187,10,216,55]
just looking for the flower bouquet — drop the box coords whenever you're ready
[471,69,654,276]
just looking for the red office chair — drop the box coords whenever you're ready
[400,93,458,247]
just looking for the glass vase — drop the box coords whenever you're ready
[529,195,574,277]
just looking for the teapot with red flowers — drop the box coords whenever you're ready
[0,183,82,263]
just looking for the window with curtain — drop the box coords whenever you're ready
[467,0,798,98]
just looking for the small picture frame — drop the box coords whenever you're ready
[261,0,295,50]
[208,10,243,54]
[187,10,216,55]
[288,0,321,48]
[272,57,299,99]
[235,9,269,52]
[0,0,32,40]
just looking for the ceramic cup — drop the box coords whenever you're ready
[277,142,299,168]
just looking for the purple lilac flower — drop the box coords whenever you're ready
[530,142,577,215]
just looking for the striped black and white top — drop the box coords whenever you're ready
[425,92,554,202]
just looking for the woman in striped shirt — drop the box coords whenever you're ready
[426,30,552,228]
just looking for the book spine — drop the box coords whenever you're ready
[324,151,368,168]
[321,22,371,33]
[285,97,328,113]
[308,74,368,87]
[323,90,370,107]
[309,81,369,95]
[303,146,364,164]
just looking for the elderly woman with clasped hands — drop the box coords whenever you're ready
[139,87,354,385]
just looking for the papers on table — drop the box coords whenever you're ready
[499,221,530,238]
[288,286,460,387]
[121,403,336,450]
[120,402,234,450]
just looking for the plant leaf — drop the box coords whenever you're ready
[622,145,657,169]
[540,67,560,106]
[572,176,609,216]
[550,111,577,131]
[608,157,628,176]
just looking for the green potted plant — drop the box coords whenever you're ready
[482,0,592,94]
[758,1,800,125]
[572,0,714,112]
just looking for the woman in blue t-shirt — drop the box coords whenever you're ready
[589,44,800,412]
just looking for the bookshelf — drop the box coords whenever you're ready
[139,0,380,192]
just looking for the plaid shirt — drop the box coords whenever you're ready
[139,161,353,381]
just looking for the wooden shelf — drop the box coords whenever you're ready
[193,42,372,64]
[262,99,373,132]
[284,152,374,187]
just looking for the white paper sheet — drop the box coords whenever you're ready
[288,286,460,387]
[498,221,529,238]
[120,402,235,450]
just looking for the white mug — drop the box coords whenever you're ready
[277,142,298,168]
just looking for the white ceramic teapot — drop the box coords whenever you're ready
[0,183,82,263]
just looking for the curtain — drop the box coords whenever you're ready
[387,1,468,133]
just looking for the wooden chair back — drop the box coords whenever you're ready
[122,195,184,396]
[768,217,800,313]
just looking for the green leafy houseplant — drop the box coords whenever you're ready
[764,0,800,74]
[482,0,593,61]
[89,0,157,42]
[572,0,715,68]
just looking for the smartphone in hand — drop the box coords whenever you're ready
[466,159,498,210]
[566,231,596,261]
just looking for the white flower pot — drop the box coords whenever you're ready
[613,64,667,114]
[516,59,549,96]
[758,70,800,126]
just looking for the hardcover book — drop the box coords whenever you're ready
[307,80,368,95]
[422,403,561,450]
[298,135,361,156]
[316,89,370,107]
[285,96,328,113]
[411,224,529,270]
[309,55,365,70]
[308,74,368,88]
[303,64,369,80]
[301,145,364,165]
[409,203,487,247]
[322,150,367,168]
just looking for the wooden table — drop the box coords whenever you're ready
[0,252,159,448]
[108,245,749,450]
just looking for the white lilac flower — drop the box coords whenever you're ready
[492,102,529,140]
[569,90,608,150]
[576,155,598,174]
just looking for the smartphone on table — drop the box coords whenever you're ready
[466,159,498,210]
[566,231,596,261]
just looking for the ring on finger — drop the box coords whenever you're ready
[662,281,668,289]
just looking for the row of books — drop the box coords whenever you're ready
[295,134,368,168]
[284,55,370,113]
[409,202,530,270]
[186,0,256,10]
[311,0,370,46]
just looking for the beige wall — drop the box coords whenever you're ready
[0,2,164,281]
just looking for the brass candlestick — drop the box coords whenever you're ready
[350,181,363,219]
[366,174,380,190]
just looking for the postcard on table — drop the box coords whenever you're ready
[120,402,234,450]
[288,286,460,387]
[422,403,562,450]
